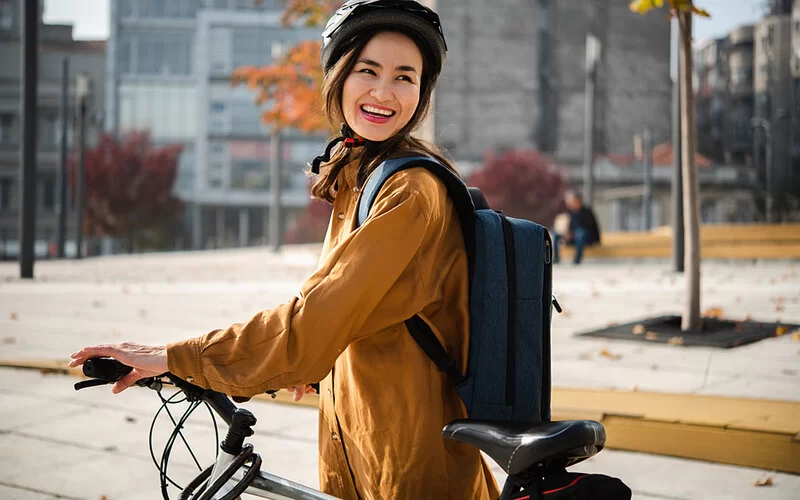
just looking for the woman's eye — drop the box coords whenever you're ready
[397,75,413,83]
[358,68,376,76]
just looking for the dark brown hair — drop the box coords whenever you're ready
[311,30,457,203]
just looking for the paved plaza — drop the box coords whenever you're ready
[0,247,798,499]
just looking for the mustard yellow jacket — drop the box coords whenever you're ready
[166,161,500,500]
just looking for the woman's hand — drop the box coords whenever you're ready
[288,384,317,402]
[69,342,169,394]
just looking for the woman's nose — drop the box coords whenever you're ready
[369,77,393,102]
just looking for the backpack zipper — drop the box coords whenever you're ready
[544,238,552,264]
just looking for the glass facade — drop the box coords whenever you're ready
[119,29,194,76]
[119,0,203,19]
[119,83,198,142]
[113,0,323,249]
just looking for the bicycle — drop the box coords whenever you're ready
[74,357,606,500]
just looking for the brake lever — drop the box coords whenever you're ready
[74,379,112,391]
[74,376,164,392]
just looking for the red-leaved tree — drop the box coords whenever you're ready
[69,132,184,252]
[469,149,570,228]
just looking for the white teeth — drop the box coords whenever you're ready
[361,105,394,117]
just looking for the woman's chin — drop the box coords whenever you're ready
[351,124,397,143]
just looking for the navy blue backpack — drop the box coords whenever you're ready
[356,156,556,423]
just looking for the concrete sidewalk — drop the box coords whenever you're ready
[1,247,799,499]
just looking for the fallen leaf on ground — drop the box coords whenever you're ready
[632,324,646,335]
[92,300,103,308]
[3,336,15,344]
[651,364,659,371]
[600,349,622,360]
[592,290,601,298]
[774,296,785,304]
[753,477,773,487]
[703,307,724,319]
[792,332,800,342]
[9,312,17,320]
[667,336,684,345]
[579,353,592,360]
[645,331,658,341]
[138,310,147,318]
[782,369,797,376]
[776,325,789,336]
[776,305,785,312]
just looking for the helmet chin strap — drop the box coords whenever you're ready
[309,123,367,174]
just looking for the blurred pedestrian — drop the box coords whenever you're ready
[553,190,601,264]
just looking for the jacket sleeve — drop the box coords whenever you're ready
[166,188,431,397]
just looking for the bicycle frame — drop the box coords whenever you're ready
[207,454,338,500]
[175,379,340,499]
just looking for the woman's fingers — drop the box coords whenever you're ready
[68,343,169,384]
[112,369,141,394]
[68,344,118,367]
[288,385,317,401]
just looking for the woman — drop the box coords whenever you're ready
[70,1,500,498]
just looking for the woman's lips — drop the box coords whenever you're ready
[361,108,392,124]
[360,104,395,124]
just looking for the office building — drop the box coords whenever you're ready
[0,0,105,258]
[107,0,322,250]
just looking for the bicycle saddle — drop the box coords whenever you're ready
[442,420,605,476]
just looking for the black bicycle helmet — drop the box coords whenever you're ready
[321,0,447,78]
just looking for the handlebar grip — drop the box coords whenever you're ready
[83,357,133,382]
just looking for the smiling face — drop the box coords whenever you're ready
[341,31,423,142]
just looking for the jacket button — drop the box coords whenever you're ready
[327,388,332,397]
[337,213,345,220]
[332,432,339,441]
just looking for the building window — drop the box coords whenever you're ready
[42,178,56,210]
[0,113,15,144]
[130,30,193,76]
[38,114,58,148]
[0,0,13,31]
[231,159,268,190]
[0,178,11,210]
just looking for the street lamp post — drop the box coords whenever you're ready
[750,117,772,223]
[19,0,39,278]
[583,33,601,206]
[75,73,92,259]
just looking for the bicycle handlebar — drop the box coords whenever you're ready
[78,357,238,426]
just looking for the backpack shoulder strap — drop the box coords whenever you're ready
[355,155,473,386]
[356,155,474,228]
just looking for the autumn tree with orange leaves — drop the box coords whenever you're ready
[231,1,340,243]
[231,0,341,133]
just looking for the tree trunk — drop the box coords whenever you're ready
[678,9,701,332]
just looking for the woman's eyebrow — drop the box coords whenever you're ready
[357,58,419,74]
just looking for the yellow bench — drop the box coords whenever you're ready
[557,223,800,260]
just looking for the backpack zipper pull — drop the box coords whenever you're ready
[552,295,563,313]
